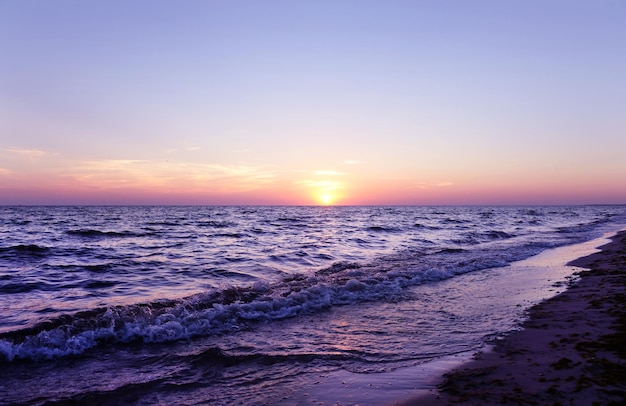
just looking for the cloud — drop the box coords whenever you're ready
[65,159,276,193]
[292,169,349,192]
[166,145,201,154]
[377,178,454,190]
[0,168,12,176]
[313,170,346,177]
[294,179,345,192]
[5,148,54,159]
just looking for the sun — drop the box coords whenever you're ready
[318,193,335,205]
[300,177,343,205]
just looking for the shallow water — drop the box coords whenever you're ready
[285,235,616,405]
[0,205,624,404]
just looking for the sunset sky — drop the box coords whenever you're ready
[1,1,625,205]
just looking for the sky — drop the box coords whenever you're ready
[1,0,625,205]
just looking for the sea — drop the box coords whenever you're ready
[1,205,625,405]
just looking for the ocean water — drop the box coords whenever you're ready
[0,205,625,405]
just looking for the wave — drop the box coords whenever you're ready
[67,229,148,238]
[196,220,238,228]
[443,218,471,224]
[183,346,352,368]
[80,263,116,273]
[0,244,50,254]
[366,226,401,232]
[83,280,119,289]
[211,233,247,239]
[208,269,259,280]
[413,223,442,230]
[0,244,51,260]
[455,230,517,245]
[0,281,55,294]
[0,241,552,363]
[2,206,623,363]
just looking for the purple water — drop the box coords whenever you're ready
[0,205,624,404]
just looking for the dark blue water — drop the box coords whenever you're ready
[0,205,624,405]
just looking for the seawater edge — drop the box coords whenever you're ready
[282,232,617,406]
[408,229,626,405]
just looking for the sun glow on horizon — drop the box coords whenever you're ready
[318,193,335,205]
[295,174,346,206]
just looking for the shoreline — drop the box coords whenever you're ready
[282,233,616,405]
[402,230,626,405]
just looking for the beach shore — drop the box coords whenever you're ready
[401,230,626,405]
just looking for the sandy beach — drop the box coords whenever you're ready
[403,230,626,405]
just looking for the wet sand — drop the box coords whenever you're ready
[402,230,626,405]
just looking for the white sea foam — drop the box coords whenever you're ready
[1,206,625,362]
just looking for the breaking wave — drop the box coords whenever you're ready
[1,241,556,362]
